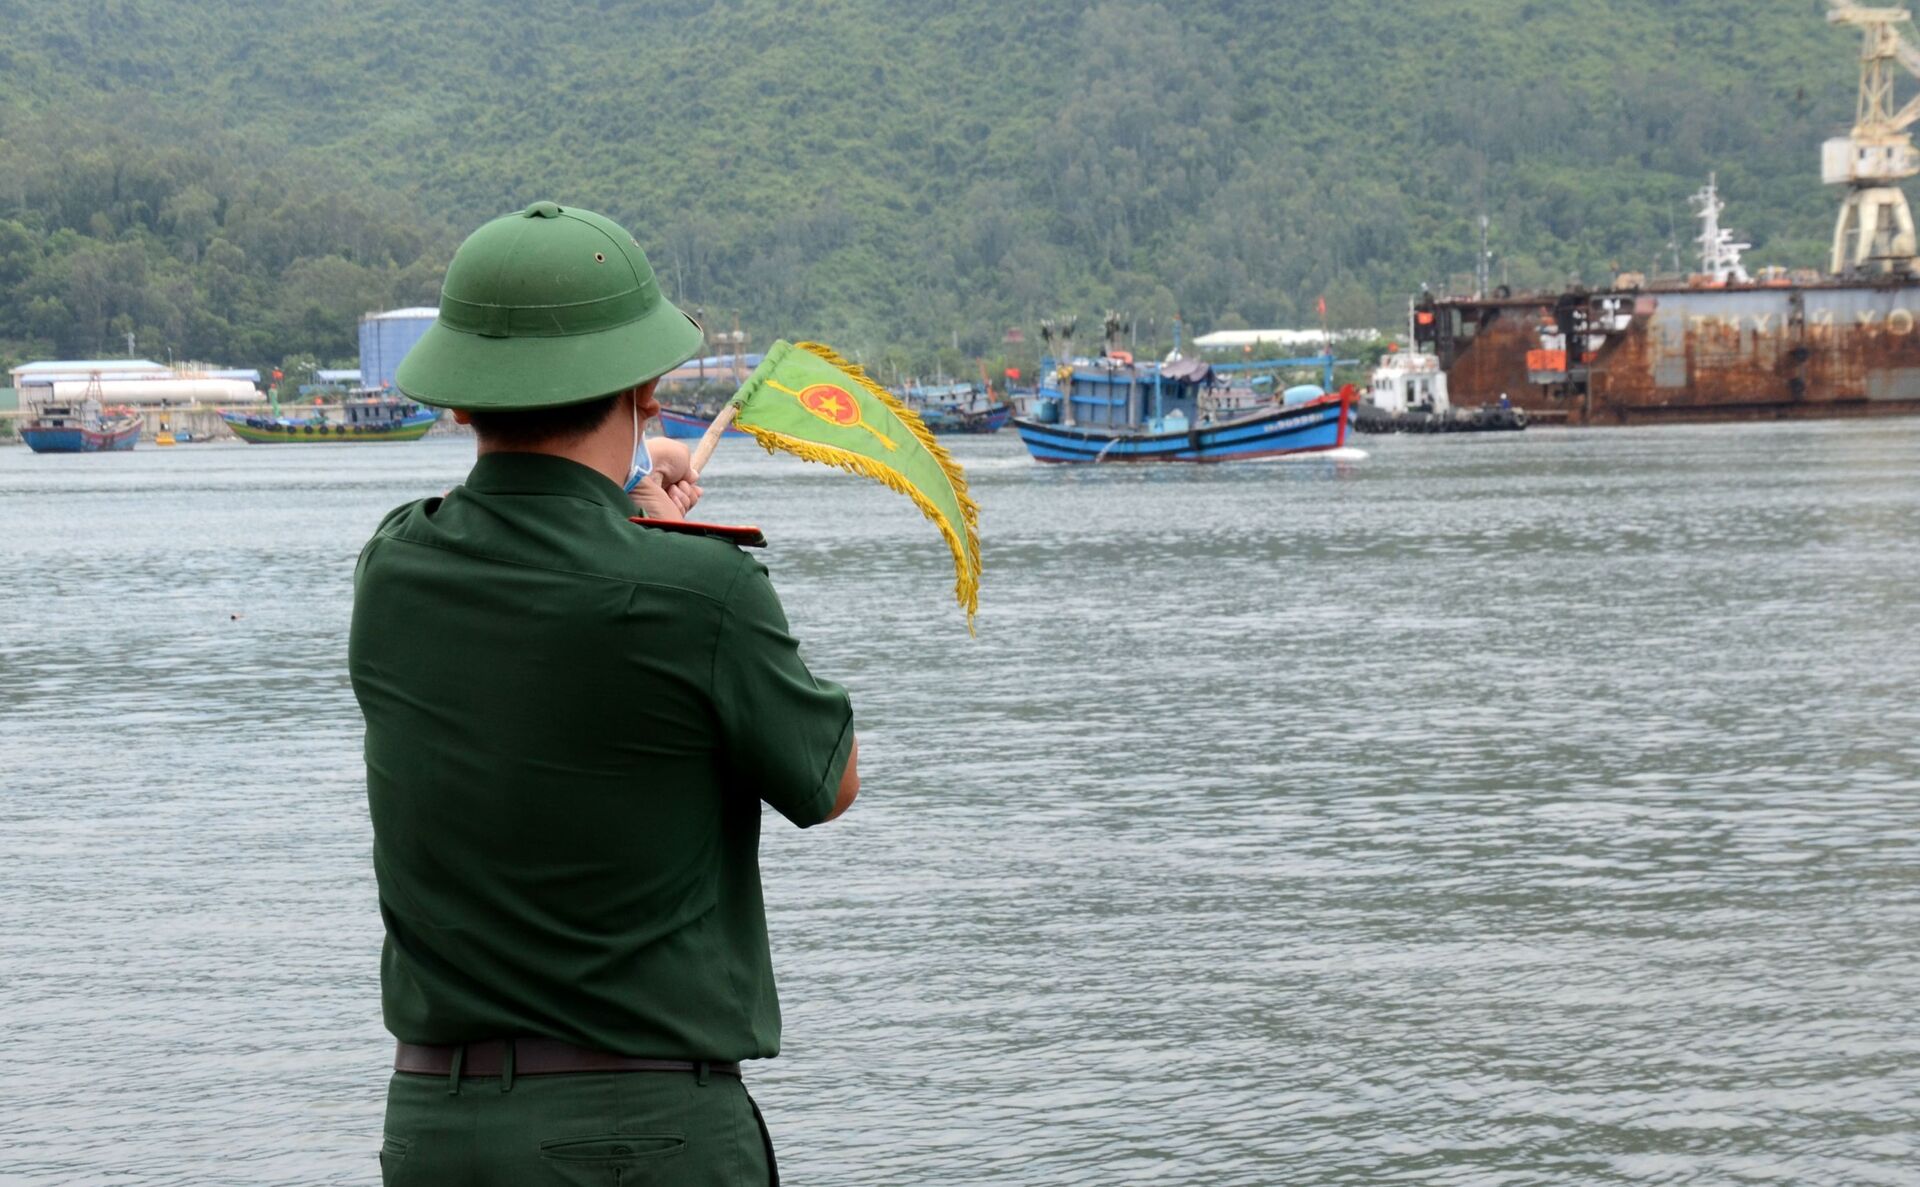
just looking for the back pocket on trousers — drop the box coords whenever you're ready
[539,1133,687,1186]
[539,1133,686,1163]
[378,1133,411,1182]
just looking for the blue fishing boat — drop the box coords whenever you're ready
[21,394,142,453]
[1016,387,1352,463]
[658,407,749,441]
[1013,316,1356,463]
[897,382,1013,435]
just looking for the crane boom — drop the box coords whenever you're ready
[1829,3,1911,24]
[1893,90,1920,132]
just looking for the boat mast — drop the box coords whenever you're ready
[1059,317,1076,426]
[1105,311,1137,427]
[1691,173,1752,284]
[1476,214,1492,299]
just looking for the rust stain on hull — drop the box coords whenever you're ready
[1417,286,1920,426]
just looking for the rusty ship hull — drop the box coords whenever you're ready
[1413,283,1920,426]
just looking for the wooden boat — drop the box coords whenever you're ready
[1013,313,1361,463]
[1012,349,1354,463]
[967,404,1013,434]
[897,382,1013,434]
[223,395,437,443]
[658,408,749,440]
[1016,391,1352,463]
[21,396,142,453]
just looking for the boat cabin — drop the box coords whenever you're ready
[1031,356,1217,431]
[902,382,995,414]
[25,398,100,428]
[1367,352,1451,415]
[343,395,427,427]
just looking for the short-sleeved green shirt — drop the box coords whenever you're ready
[349,452,854,1061]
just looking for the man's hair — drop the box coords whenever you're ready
[466,393,622,448]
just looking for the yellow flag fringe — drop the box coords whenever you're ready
[745,340,982,631]
[736,425,981,632]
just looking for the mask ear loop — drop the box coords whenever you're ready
[623,392,650,494]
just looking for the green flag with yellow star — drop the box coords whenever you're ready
[723,340,981,629]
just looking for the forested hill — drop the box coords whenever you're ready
[0,0,1867,373]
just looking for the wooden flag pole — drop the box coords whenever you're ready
[690,404,739,474]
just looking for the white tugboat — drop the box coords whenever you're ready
[1357,348,1527,433]
[1367,350,1452,416]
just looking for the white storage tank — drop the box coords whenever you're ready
[45,377,262,406]
[359,308,439,392]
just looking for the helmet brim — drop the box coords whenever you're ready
[395,299,704,410]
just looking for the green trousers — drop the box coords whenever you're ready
[379,1067,776,1186]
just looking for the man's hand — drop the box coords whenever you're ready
[629,473,703,520]
[646,438,693,485]
[664,477,703,515]
[630,438,703,519]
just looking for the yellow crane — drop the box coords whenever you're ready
[1826,2,1920,272]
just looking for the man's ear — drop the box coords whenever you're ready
[451,409,473,425]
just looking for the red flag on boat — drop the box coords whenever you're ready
[1316,296,1327,318]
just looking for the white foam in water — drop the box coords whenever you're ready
[1253,446,1369,462]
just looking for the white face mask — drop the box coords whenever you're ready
[622,395,653,494]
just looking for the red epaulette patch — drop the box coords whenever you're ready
[628,518,768,548]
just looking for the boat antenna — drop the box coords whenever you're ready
[1476,213,1493,299]
[1691,173,1752,284]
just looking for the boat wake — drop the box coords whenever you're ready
[1253,446,1369,463]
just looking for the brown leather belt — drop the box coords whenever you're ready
[395,1038,741,1079]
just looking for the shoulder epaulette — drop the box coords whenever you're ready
[628,517,768,548]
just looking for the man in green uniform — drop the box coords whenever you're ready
[350,201,859,1185]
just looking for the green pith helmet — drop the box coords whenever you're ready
[396,202,703,409]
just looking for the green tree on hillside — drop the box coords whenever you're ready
[0,0,1870,371]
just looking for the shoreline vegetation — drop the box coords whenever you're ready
[0,2,1858,387]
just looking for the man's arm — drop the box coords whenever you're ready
[711,557,858,829]
[824,736,860,822]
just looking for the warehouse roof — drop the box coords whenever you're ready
[1191,330,1376,351]
[10,361,260,384]
[12,359,169,378]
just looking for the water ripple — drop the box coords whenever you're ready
[2,422,1917,1184]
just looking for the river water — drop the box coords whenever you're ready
[2,421,1916,1186]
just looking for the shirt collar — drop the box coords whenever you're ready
[462,452,634,515]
